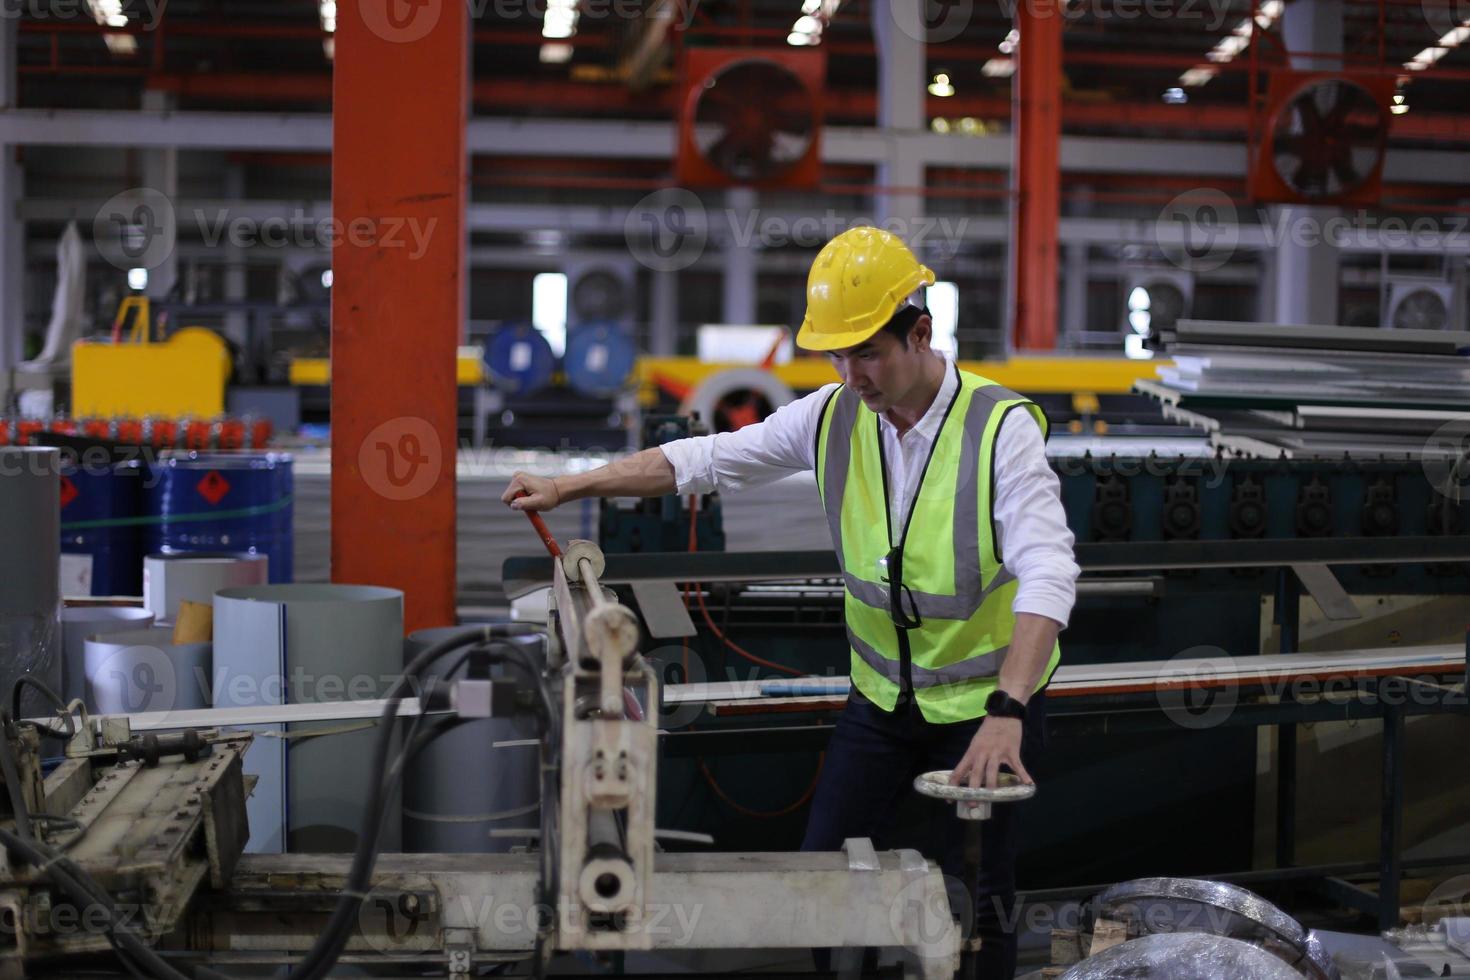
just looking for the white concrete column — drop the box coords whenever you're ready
[871,1,925,230]
[649,267,677,355]
[1,13,22,397]
[222,164,249,351]
[1271,0,1342,325]
[140,91,179,302]
[721,187,757,326]
[1061,242,1088,343]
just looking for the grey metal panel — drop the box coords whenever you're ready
[0,448,61,716]
[1174,320,1470,356]
[628,580,697,639]
[1292,564,1365,621]
[59,605,154,704]
[214,584,403,855]
[211,588,286,854]
[142,552,269,623]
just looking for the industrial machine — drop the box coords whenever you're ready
[0,539,968,978]
[598,414,725,554]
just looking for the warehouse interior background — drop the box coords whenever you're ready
[0,0,1469,977]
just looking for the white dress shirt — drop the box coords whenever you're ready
[659,355,1080,627]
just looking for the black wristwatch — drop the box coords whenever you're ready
[985,689,1027,720]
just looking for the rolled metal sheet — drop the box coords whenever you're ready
[563,322,636,397]
[1059,933,1303,980]
[142,551,269,623]
[214,584,403,855]
[60,605,155,704]
[402,626,542,854]
[1303,931,1342,980]
[485,323,556,395]
[83,625,212,715]
[0,447,62,717]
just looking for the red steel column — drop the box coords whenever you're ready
[1009,2,1063,351]
[331,0,466,632]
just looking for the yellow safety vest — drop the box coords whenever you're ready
[814,363,1062,724]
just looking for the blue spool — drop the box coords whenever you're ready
[58,459,143,596]
[564,321,636,398]
[143,453,294,583]
[485,324,556,396]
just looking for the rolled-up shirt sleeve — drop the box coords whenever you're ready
[658,383,840,496]
[992,409,1080,628]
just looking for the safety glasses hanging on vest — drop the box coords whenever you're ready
[874,360,963,634]
[878,546,923,630]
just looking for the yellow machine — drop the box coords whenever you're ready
[289,348,487,387]
[71,298,232,418]
[635,355,1167,403]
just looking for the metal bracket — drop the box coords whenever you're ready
[842,837,880,872]
[1290,563,1359,622]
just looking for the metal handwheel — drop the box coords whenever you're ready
[913,771,1038,980]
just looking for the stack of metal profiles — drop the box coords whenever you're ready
[1137,321,1470,460]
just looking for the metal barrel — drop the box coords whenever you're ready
[143,452,293,583]
[58,457,144,597]
[401,626,543,854]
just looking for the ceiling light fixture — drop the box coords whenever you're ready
[1176,0,1281,90]
[85,0,137,54]
[1405,18,1470,71]
[788,0,842,46]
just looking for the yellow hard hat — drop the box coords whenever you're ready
[796,227,936,351]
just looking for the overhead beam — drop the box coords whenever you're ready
[2,111,1467,184]
[21,199,1470,256]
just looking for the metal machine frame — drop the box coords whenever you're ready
[0,539,962,979]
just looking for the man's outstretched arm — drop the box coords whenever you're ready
[501,448,676,512]
[501,383,839,512]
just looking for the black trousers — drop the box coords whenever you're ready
[800,689,1047,979]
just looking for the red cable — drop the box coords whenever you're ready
[691,588,805,677]
[684,494,804,678]
[699,754,825,819]
[683,494,820,818]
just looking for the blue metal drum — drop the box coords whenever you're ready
[485,323,556,395]
[58,458,144,596]
[143,453,293,583]
[564,321,636,398]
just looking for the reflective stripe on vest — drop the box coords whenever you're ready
[815,364,1060,723]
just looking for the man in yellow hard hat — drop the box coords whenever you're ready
[503,226,1078,977]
